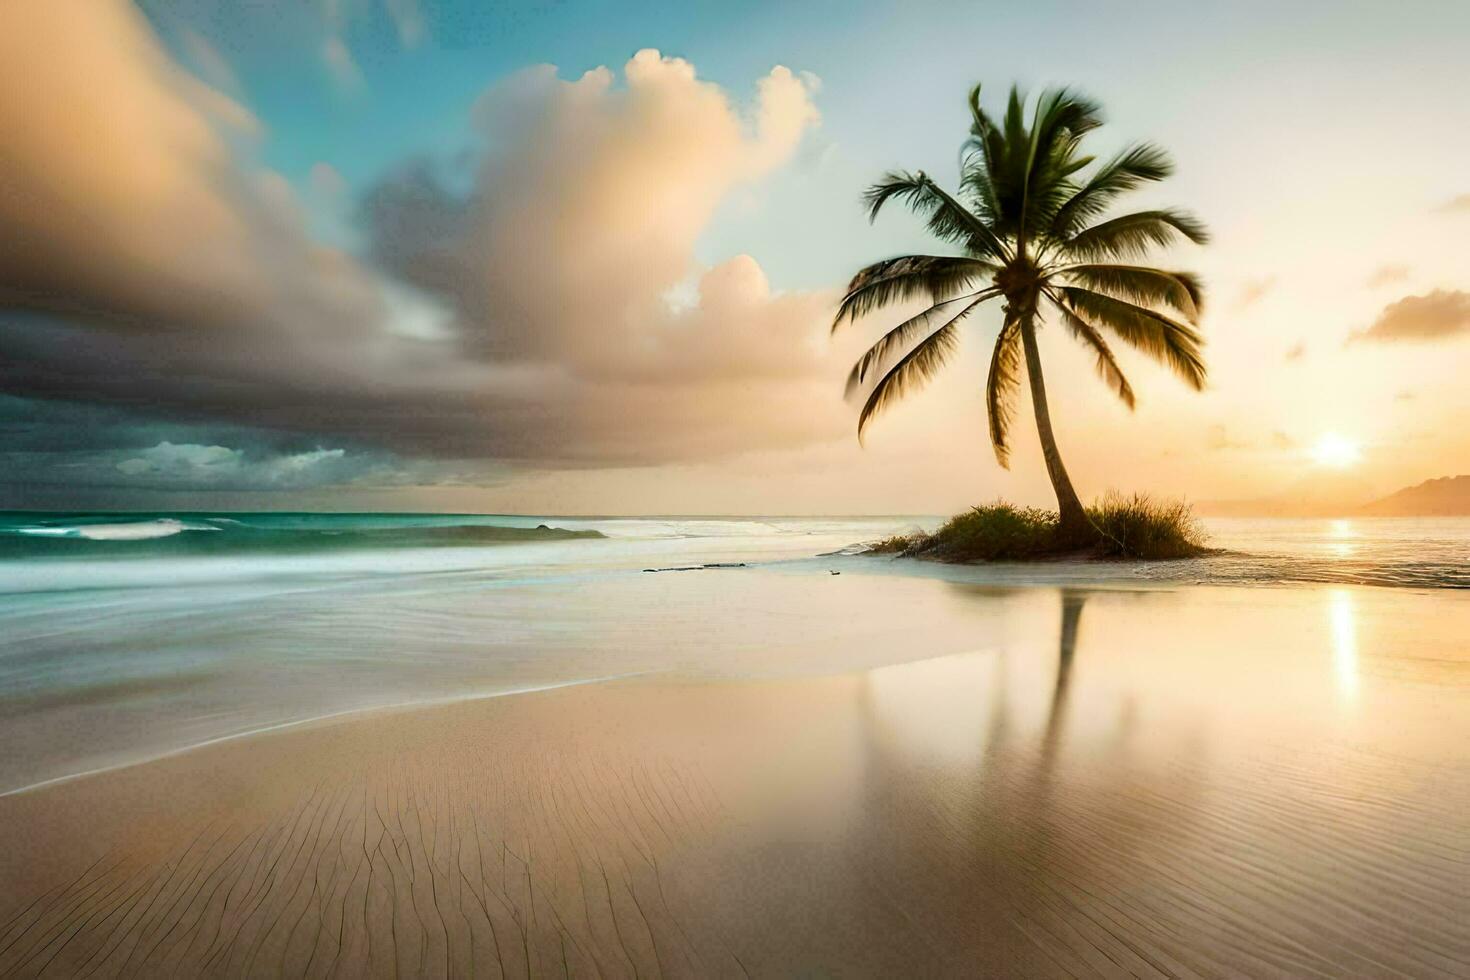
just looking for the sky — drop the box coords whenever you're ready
[1,0,1467,514]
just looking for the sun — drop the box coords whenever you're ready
[1311,432,1362,468]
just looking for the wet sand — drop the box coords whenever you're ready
[2,582,1468,976]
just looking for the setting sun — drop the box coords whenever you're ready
[1311,432,1363,468]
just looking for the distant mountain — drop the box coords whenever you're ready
[1199,474,1470,518]
[1359,475,1470,516]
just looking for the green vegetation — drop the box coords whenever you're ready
[1085,492,1205,559]
[835,84,1209,538]
[867,533,920,554]
[876,493,1209,562]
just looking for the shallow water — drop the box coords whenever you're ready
[0,512,1467,793]
[1,581,1466,976]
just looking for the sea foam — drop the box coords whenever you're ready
[16,518,214,541]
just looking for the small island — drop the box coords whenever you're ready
[870,492,1211,561]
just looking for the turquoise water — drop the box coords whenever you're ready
[0,512,1466,794]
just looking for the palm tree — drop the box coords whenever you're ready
[834,84,1208,539]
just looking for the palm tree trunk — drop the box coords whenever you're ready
[1018,311,1090,538]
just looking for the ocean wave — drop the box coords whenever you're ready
[2,513,1466,591]
[16,517,217,541]
[0,514,603,558]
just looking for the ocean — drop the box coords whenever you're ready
[1,511,1467,794]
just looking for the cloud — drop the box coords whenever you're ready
[112,441,358,489]
[1205,425,1249,451]
[384,0,427,48]
[1435,193,1470,213]
[0,396,488,494]
[179,28,240,93]
[74,441,423,491]
[0,0,376,343]
[0,8,838,476]
[1366,264,1409,287]
[364,53,822,371]
[349,50,838,462]
[1350,290,1470,343]
[321,35,364,91]
[1231,277,1274,310]
[310,162,348,198]
[1207,425,1296,453]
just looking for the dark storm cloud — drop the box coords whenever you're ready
[0,2,845,484]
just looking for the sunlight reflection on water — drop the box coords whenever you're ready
[1329,588,1360,702]
[1328,519,1358,558]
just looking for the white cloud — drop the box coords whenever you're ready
[321,35,364,91]
[179,28,240,93]
[359,49,842,460]
[384,0,426,48]
[1366,264,1409,288]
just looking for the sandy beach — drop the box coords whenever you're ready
[3,576,1467,977]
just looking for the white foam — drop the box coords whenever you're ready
[16,518,218,541]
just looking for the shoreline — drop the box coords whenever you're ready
[0,671,659,801]
[3,579,1468,975]
[3,568,1466,798]
[848,547,1470,590]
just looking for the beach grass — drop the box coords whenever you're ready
[1086,492,1208,559]
[878,492,1210,561]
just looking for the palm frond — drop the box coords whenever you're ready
[832,255,995,331]
[961,85,1009,228]
[862,172,1009,260]
[1025,89,1102,197]
[985,319,1023,467]
[1003,87,1028,158]
[965,83,998,141]
[958,155,1001,224]
[1031,87,1104,145]
[979,86,1031,232]
[846,288,1000,394]
[1018,88,1103,244]
[856,297,986,439]
[917,175,1011,261]
[1061,209,1208,261]
[862,172,926,223]
[1048,143,1173,238]
[1057,287,1207,389]
[1056,264,1203,320]
[1050,296,1137,408]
